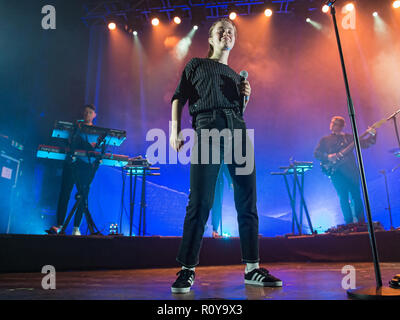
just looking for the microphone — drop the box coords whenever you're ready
[239,70,249,114]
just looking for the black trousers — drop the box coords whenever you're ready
[56,159,97,228]
[211,165,224,233]
[176,109,259,267]
[330,167,365,224]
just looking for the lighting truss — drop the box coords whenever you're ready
[81,0,306,26]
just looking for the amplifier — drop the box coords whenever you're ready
[0,153,22,234]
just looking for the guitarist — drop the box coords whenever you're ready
[314,116,377,225]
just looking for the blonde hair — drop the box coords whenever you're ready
[207,18,237,58]
[331,116,345,127]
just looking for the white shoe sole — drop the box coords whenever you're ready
[171,285,192,294]
[245,280,283,287]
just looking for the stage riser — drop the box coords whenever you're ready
[0,231,399,273]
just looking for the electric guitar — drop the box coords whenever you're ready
[320,118,386,177]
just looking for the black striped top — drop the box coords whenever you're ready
[171,58,241,116]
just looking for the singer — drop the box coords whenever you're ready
[169,18,282,294]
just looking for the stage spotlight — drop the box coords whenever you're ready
[108,22,116,30]
[193,25,199,30]
[306,18,323,30]
[322,5,330,13]
[151,18,160,26]
[229,12,237,20]
[345,3,355,12]
[175,26,198,60]
[373,10,389,34]
[394,1,400,8]
[133,30,138,36]
[264,8,273,17]
[174,16,181,24]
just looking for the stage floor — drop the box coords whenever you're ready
[0,262,399,300]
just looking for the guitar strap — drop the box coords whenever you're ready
[343,134,348,147]
[334,133,347,153]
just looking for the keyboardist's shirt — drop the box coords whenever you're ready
[171,58,242,116]
[59,128,98,165]
[73,134,99,165]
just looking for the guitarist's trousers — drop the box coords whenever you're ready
[330,169,365,224]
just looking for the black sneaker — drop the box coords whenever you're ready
[389,274,400,289]
[244,268,282,287]
[171,269,195,294]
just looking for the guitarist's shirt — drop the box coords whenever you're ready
[314,132,376,175]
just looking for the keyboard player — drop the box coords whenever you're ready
[46,104,99,236]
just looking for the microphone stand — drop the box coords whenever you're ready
[379,170,394,231]
[327,1,400,299]
[387,109,400,150]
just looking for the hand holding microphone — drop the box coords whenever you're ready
[239,70,251,114]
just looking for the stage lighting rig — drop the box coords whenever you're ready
[191,5,207,28]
